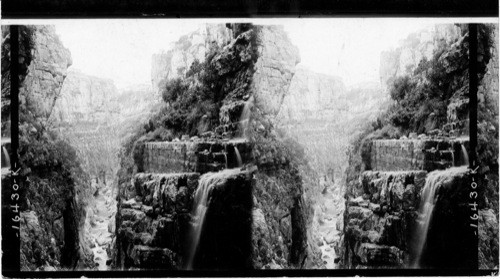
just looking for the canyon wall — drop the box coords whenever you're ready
[341,24,499,270]
[51,70,157,181]
[52,69,119,125]
[114,24,310,270]
[2,25,93,271]
[379,24,461,91]
[51,69,121,180]
[151,24,232,94]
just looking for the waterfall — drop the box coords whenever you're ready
[413,171,442,268]
[223,151,228,169]
[412,166,468,268]
[238,96,253,138]
[234,146,243,167]
[187,173,215,270]
[186,169,243,269]
[460,144,469,166]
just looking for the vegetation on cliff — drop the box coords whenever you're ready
[2,26,93,270]
[342,24,498,269]
[115,24,311,269]
[346,24,497,193]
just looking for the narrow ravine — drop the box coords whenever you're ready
[315,185,344,269]
[88,182,116,270]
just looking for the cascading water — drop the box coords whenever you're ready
[413,171,442,268]
[187,173,214,270]
[234,146,243,167]
[460,144,469,166]
[238,96,253,138]
[186,169,244,269]
[412,166,468,268]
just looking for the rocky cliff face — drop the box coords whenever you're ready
[1,25,93,271]
[275,65,389,267]
[379,24,461,91]
[278,68,346,122]
[151,24,232,94]
[251,25,300,118]
[51,69,119,125]
[341,23,499,270]
[50,69,122,181]
[19,26,72,122]
[115,24,310,270]
[1,25,72,135]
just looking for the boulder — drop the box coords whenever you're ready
[129,245,177,269]
[355,243,403,266]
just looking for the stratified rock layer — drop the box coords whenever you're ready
[368,138,469,172]
[116,172,199,269]
[19,26,72,122]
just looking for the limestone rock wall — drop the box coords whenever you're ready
[51,69,119,124]
[116,172,199,269]
[379,25,461,91]
[480,24,499,122]
[252,25,300,118]
[341,170,426,268]
[151,24,232,94]
[368,139,469,172]
[342,166,476,268]
[116,24,310,270]
[19,26,72,122]
[1,25,94,271]
[142,140,252,174]
[277,68,346,122]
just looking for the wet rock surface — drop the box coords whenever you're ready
[368,138,470,172]
[341,144,479,269]
[88,183,116,270]
[115,172,199,269]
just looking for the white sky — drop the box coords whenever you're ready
[4,18,492,90]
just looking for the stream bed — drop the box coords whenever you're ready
[88,183,116,270]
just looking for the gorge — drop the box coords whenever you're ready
[2,21,498,273]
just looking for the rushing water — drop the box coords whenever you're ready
[413,172,441,267]
[413,166,468,268]
[238,96,253,138]
[187,175,213,269]
[186,168,245,269]
[88,183,115,270]
[460,143,469,166]
[234,146,243,167]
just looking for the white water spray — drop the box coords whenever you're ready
[187,174,214,269]
[186,169,243,269]
[460,144,469,166]
[238,96,253,138]
[413,166,468,268]
[234,146,243,167]
[413,172,441,267]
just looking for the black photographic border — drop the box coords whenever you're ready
[1,0,498,18]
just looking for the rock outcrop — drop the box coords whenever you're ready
[1,25,93,271]
[379,24,461,91]
[277,67,346,122]
[19,26,72,122]
[341,143,477,269]
[151,24,232,94]
[115,23,309,270]
[252,25,300,117]
[341,23,498,270]
[51,69,119,125]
